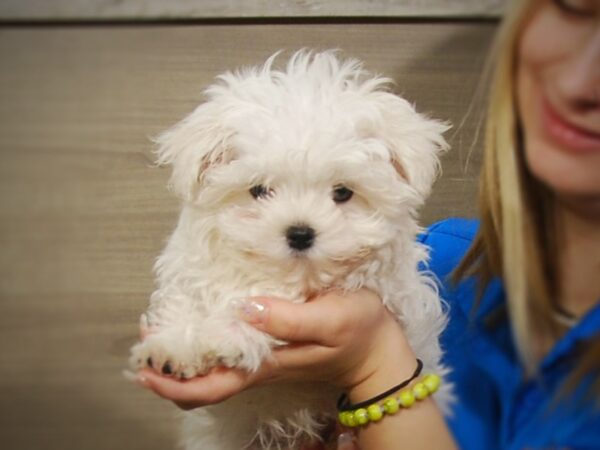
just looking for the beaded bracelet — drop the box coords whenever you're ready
[336,359,441,428]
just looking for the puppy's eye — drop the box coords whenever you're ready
[249,185,271,199]
[332,185,353,204]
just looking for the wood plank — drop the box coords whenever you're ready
[0,22,495,450]
[0,0,505,21]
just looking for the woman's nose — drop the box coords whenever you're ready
[557,28,600,110]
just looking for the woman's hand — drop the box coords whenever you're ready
[133,289,416,410]
[131,289,456,450]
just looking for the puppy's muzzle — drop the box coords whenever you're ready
[286,224,315,251]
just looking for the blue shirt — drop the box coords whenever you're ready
[420,218,600,450]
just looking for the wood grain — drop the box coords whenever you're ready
[0,22,495,449]
[0,0,505,21]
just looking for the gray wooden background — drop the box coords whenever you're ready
[0,2,497,449]
[1,0,504,20]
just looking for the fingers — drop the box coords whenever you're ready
[136,367,252,407]
[236,289,381,344]
[337,432,358,450]
[235,297,330,343]
[268,343,338,375]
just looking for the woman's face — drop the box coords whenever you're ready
[517,0,600,201]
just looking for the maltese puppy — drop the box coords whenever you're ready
[130,50,451,450]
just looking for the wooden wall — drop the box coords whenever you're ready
[0,3,497,449]
[1,0,504,20]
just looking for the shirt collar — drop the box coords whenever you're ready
[541,300,600,371]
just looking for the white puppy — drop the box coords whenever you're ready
[130,50,451,450]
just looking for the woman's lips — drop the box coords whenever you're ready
[542,99,600,153]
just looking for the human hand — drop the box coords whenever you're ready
[131,289,415,410]
[233,289,416,391]
[131,314,260,409]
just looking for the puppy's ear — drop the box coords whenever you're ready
[375,94,450,199]
[154,102,235,201]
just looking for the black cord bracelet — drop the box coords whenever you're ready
[337,358,424,412]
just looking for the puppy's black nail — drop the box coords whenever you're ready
[146,357,153,368]
[162,362,173,375]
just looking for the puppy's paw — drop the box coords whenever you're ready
[201,322,274,373]
[129,321,275,378]
[129,329,202,379]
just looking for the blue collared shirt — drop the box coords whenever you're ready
[419,218,600,450]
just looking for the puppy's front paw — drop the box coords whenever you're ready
[129,329,202,379]
[202,322,274,372]
[129,321,275,378]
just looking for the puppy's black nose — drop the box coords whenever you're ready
[286,225,315,251]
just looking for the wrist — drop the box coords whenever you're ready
[346,320,417,404]
[347,354,418,405]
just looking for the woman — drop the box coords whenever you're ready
[134,0,600,448]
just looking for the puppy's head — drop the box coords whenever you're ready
[156,50,449,285]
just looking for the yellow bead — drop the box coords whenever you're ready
[383,397,399,414]
[338,411,352,427]
[354,408,369,426]
[367,404,384,422]
[344,411,357,427]
[413,382,429,400]
[348,412,358,427]
[423,374,441,393]
[398,389,416,407]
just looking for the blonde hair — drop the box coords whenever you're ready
[455,0,599,397]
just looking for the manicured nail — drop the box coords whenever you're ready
[136,373,150,388]
[122,369,137,382]
[232,298,268,324]
[123,370,150,388]
[337,432,354,449]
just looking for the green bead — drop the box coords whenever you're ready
[354,408,369,426]
[345,412,357,427]
[383,397,400,414]
[398,389,416,407]
[367,404,384,422]
[338,411,352,427]
[413,382,429,400]
[423,374,441,393]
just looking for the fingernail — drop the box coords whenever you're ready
[337,432,354,449]
[123,370,151,388]
[232,298,268,324]
[136,374,150,388]
[122,369,137,382]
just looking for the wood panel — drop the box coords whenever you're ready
[0,0,505,21]
[0,22,495,449]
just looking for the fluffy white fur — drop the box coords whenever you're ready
[129,50,451,450]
